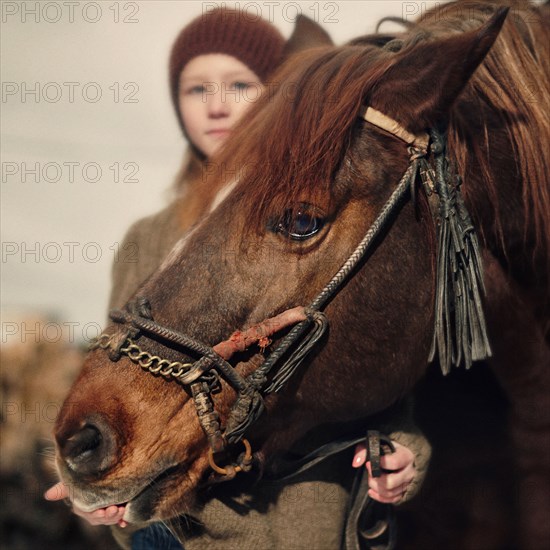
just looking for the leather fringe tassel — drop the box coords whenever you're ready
[426,129,492,374]
[265,310,328,394]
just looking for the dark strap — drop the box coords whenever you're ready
[265,431,396,550]
[264,435,365,481]
[345,432,396,550]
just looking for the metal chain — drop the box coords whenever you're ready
[89,333,114,351]
[89,334,193,380]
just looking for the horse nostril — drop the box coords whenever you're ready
[62,425,102,462]
[58,421,117,475]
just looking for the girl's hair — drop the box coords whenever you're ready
[171,148,203,196]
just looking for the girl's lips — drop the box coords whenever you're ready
[207,129,231,137]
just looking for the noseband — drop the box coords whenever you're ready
[91,107,491,474]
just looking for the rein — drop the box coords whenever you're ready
[91,106,491,473]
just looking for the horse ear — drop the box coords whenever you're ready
[282,14,334,59]
[370,7,509,132]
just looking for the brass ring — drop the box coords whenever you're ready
[208,438,252,475]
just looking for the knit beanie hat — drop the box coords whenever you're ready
[169,7,285,131]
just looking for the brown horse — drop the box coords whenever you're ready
[54,1,549,547]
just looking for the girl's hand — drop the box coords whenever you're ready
[352,441,415,504]
[44,481,128,527]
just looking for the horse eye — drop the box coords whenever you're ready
[275,208,324,241]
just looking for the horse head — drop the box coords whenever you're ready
[53,8,508,523]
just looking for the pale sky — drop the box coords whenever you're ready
[1,1,437,343]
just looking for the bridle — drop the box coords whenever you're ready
[91,106,491,476]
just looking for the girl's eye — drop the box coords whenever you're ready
[187,85,205,95]
[275,207,324,241]
[229,81,250,91]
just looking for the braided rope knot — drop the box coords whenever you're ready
[408,145,427,161]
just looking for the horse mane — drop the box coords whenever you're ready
[209,1,549,266]
[416,0,550,261]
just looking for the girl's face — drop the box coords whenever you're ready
[178,53,264,158]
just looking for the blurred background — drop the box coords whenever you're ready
[1,1,414,548]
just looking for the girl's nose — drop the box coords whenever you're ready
[206,88,230,118]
